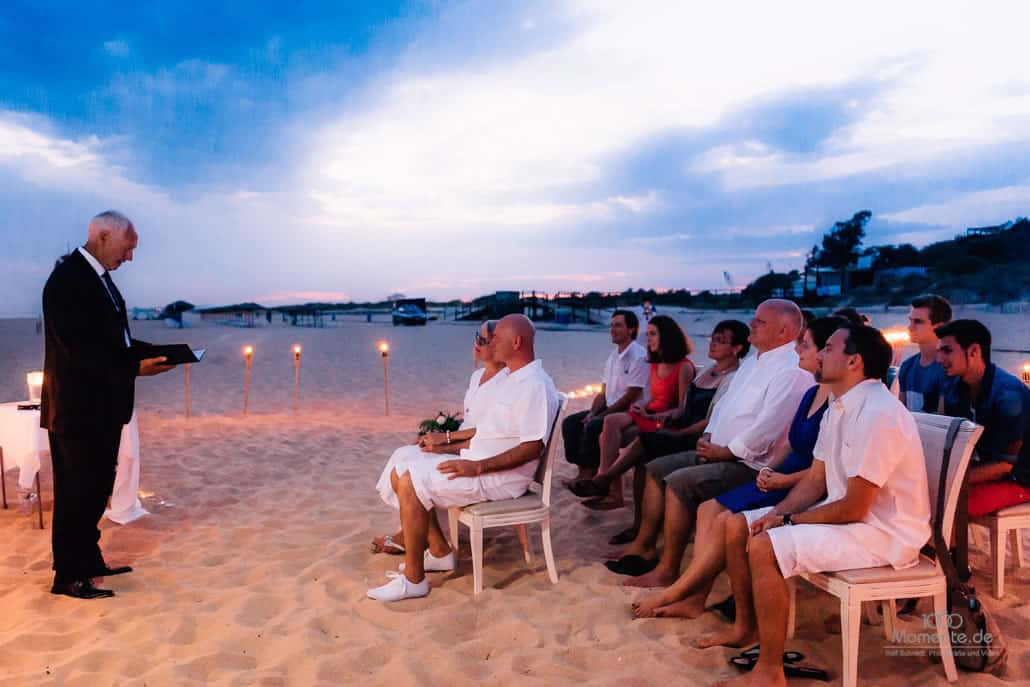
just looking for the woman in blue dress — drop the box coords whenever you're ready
[631,316,848,619]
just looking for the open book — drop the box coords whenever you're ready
[142,344,206,365]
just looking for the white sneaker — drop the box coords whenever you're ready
[367,572,430,602]
[398,549,457,573]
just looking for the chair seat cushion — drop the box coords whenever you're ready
[815,557,941,585]
[461,493,544,516]
[991,501,1030,519]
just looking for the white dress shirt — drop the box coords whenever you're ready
[602,341,649,407]
[78,246,131,347]
[813,378,931,569]
[705,340,813,468]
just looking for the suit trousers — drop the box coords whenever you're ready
[49,428,121,583]
[562,410,606,469]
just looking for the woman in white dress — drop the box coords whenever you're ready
[371,320,507,554]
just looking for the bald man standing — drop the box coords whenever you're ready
[368,314,560,602]
[41,211,174,599]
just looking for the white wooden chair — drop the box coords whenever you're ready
[787,412,982,687]
[972,502,1030,598]
[448,394,568,595]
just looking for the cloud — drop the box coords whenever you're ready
[103,39,130,57]
[882,183,1030,229]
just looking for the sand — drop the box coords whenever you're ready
[0,309,1027,686]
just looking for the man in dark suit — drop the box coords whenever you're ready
[41,210,174,599]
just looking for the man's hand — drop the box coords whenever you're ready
[695,437,733,462]
[437,460,482,480]
[749,513,785,536]
[756,469,790,492]
[138,356,174,376]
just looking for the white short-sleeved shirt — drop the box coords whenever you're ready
[812,378,931,569]
[602,341,649,407]
[460,366,509,430]
[705,340,813,467]
[462,359,560,481]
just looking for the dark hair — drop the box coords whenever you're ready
[483,319,498,336]
[646,314,691,363]
[805,316,849,351]
[611,309,640,339]
[840,325,893,381]
[934,319,991,365]
[831,307,868,327]
[911,294,952,325]
[800,309,817,327]
[713,319,751,359]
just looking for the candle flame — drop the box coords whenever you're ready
[243,345,254,356]
[378,341,390,354]
[27,371,43,385]
[881,329,910,346]
[293,345,302,355]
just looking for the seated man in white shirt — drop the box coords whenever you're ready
[704,325,930,687]
[368,314,560,602]
[608,299,812,587]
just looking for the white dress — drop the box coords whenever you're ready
[376,367,509,508]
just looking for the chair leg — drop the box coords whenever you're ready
[1,446,7,509]
[863,601,881,627]
[786,579,796,639]
[517,524,532,564]
[36,473,43,530]
[968,523,981,551]
[840,597,861,687]
[448,508,460,552]
[1013,528,1025,568]
[470,523,484,596]
[932,590,959,682]
[882,600,897,641]
[991,524,1005,599]
[541,517,558,584]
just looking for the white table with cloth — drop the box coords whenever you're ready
[0,402,147,524]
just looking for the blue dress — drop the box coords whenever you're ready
[715,385,827,512]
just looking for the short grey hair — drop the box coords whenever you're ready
[88,210,134,237]
[762,298,804,337]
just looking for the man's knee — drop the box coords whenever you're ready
[747,532,777,569]
[726,513,749,543]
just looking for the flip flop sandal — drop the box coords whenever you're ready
[370,534,405,555]
[783,664,830,681]
[568,479,608,498]
[710,596,736,623]
[608,527,638,546]
[604,555,659,576]
[583,497,625,511]
[730,648,806,671]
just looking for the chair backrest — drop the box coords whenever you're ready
[911,412,983,546]
[530,393,569,507]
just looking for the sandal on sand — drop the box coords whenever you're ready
[568,479,608,498]
[583,496,625,511]
[733,645,805,664]
[370,534,405,555]
[604,555,659,576]
[608,527,638,546]
[730,651,827,681]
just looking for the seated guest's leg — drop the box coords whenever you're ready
[367,472,431,602]
[698,513,760,650]
[633,500,731,618]
[562,411,590,478]
[595,413,635,504]
[624,484,695,588]
[376,445,426,509]
[968,480,1030,519]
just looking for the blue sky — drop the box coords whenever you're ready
[2,1,1029,315]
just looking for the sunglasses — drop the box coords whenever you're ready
[474,331,493,346]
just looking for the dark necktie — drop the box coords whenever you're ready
[101,271,123,312]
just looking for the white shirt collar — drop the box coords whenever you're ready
[508,359,543,382]
[615,341,643,360]
[77,246,106,278]
[831,378,881,411]
[754,339,797,362]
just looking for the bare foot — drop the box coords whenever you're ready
[654,593,707,619]
[712,665,787,687]
[622,566,679,588]
[695,623,758,649]
[631,590,672,618]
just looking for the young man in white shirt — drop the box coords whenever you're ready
[563,309,648,481]
[368,314,560,602]
[608,300,812,584]
[703,324,930,687]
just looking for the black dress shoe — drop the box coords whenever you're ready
[93,565,133,577]
[50,580,115,599]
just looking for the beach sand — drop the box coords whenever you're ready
[0,309,1027,686]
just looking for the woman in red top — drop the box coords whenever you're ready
[587,315,695,510]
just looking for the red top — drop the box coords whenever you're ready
[645,359,693,412]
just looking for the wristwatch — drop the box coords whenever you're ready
[781,513,793,526]
[445,430,451,444]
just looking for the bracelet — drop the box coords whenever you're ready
[446,430,451,445]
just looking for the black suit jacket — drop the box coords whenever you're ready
[40,250,146,435]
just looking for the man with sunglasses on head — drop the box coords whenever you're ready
[562,309,648,483]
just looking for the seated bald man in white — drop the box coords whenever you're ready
[368,314,560,602]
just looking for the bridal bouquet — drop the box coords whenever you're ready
[418,411,462,436]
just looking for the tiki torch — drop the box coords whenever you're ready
[293,345,302,414]
[243,345,254,415]
[379,341,390,416]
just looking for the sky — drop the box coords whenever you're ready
[2,0,1030,315]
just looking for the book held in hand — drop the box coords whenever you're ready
[144,344,206,365]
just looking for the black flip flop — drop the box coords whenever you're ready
[733,645,805,665]
[730,652,826,682]
[568,479,608,498]
[608,527,638,546]
[710,596,736,623]
[604,555,659,576]
[784,664,830,681]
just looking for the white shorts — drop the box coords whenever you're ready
[377,446,530,511]
[742,507,896,578]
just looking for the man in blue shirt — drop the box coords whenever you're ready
[898,294,952,412]
[937,319,1030,518]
